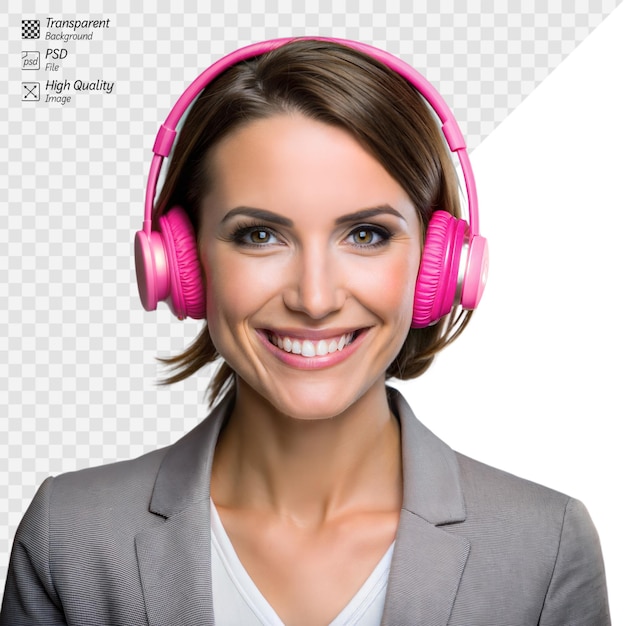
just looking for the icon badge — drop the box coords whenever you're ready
[22,20,40,39]
[22,82,40,101]
[22,51,40,70]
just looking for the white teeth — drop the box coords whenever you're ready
[268,332,355,357]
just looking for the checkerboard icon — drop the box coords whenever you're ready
[22,19,40,39]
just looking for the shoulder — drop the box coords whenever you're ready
[450,450,602,562]
[454,451,571,524]
[15,395,232,545]
[11,443,175,565]
[47,444,170,514]
[2,445,175,625]
[393,387,574,530]
[447,452,610,624]
[15,444,172,557]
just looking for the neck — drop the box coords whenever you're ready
[211,377,402,526]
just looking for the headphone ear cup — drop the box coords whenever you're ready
[158,206,206,320]
[412,210,466,328]
[135,226,168,313]
[460,233,488,311]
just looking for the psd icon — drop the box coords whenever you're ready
[22,51,40,70]
[22,20,40,39]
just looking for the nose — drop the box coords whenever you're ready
[282,246,346,320]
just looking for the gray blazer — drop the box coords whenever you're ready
[1,388,610,625]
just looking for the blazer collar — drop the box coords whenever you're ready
[148,392,234,519]
[135,392,233,626]
[136,388,469,626]
[381,387,470,625]
[388,386,466,525]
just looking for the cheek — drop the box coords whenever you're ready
[355,251,420,324]
[202,251,280,332]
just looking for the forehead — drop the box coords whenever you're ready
[202,113,418,227]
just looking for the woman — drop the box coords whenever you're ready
[1,38,610,625]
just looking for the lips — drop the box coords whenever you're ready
[265,330,357,358]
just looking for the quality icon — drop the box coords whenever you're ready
[22,82,40,101]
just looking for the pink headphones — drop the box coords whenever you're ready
[135,37,488,327]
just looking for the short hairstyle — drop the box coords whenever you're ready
[154,39,472,404]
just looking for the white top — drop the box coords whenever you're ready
[210,499,394,626]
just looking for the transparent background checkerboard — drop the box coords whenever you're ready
[0,0,622,590]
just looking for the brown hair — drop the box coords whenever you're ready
[155,39,472,404]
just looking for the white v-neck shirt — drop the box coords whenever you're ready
[210,499,394,626]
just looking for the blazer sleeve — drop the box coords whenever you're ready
[0,477,67,626]
[539,497,611,626]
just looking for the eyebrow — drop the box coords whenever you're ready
[220,207,294,227]
[334,205,407,225]
[220,204,407,227]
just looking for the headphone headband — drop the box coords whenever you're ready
[141,37,479,240]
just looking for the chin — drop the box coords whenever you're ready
[276,398,352,422]
[249,375,384,423]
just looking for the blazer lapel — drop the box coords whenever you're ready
[136,501,214,626]
[135,393,233,626]
[382,388,470,626]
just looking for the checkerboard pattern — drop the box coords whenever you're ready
[0,0,622,589]
[21,19,40,39]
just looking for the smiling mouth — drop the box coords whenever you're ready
[265,331,359,357]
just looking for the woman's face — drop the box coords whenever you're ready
[198,114,421,420]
